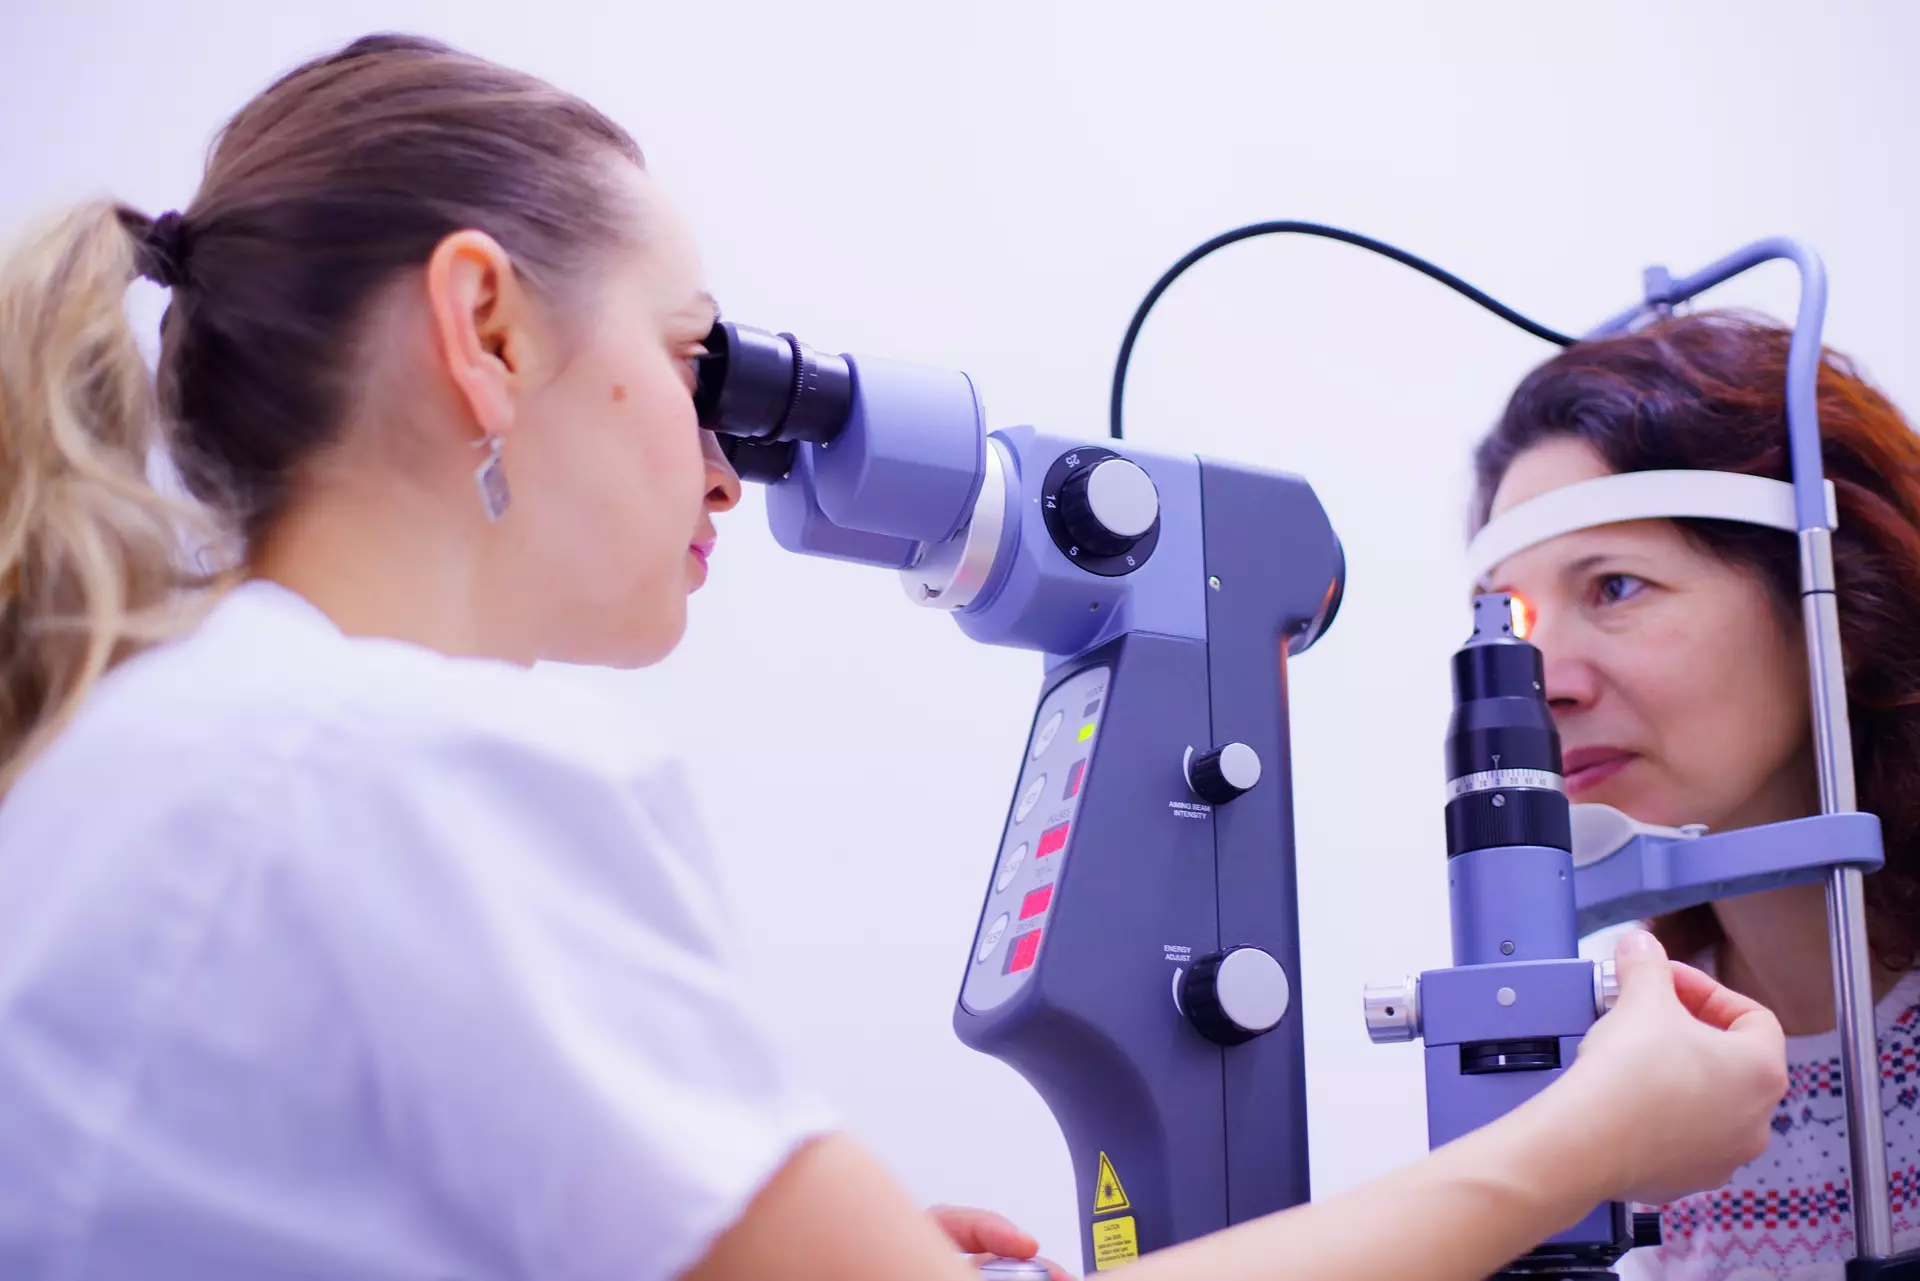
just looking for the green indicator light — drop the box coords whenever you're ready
[1078,722,1096,743]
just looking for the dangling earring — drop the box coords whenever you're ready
[474,435,511,522]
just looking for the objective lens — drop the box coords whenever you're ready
[1443,593,1570,856]
[694,321,855,448]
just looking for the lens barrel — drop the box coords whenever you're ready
[1443,593,1570,857]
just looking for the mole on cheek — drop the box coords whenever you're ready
[612,384,628,403]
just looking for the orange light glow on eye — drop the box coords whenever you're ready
[1510,595,1535,639]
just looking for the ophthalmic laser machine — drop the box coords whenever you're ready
[694,226,1905,1280]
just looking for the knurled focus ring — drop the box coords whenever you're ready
[783,334,808,432]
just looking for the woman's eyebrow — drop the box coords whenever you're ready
[1559,549,1655,584]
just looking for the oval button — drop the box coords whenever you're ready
[977,913,1010,964]
[996,843,1029,893]
[1015,775,1048,823]
[1030,711,1064,760]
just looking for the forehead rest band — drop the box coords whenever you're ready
[1465,469,1837,588]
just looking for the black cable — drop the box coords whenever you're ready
[1109,221,1578,439]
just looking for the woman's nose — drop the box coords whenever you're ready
[702,431,742,513]
[1543,658,1599,712]
[1531,617,1600,711]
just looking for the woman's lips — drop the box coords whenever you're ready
[1562,747,1635,796]
[688,539,715,588]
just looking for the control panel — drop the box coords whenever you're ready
[962,664,1110,1013]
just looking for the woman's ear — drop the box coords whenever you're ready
[424,230,534,441]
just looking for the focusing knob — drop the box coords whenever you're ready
[1178,946,1291,1046]
[1058,458,1159,558]
[1187,743,1261,804]
[1595,958,1619,1015]
[1363,979,1421,1043]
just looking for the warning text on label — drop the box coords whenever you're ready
[1093,1217,1139,1271]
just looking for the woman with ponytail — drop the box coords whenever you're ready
[0,33,1790,1281]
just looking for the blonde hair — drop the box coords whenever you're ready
[0,203,215,793]
[0,32,644,792]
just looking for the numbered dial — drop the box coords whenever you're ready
[1042,446,1161,577]
[1061,458,1158,556]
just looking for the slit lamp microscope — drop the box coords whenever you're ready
[695,227,1908,1279]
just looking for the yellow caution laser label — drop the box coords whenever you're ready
[1093,1216,1139,1270]
[1093,1151,1131,1214]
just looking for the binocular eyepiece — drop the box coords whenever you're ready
[695,321,855,482]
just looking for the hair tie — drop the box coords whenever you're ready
[140,211,191,289]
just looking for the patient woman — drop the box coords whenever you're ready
[1471,311,1920,1279]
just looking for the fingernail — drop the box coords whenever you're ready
[1617,930,1656,955]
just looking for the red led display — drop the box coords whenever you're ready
[1064,759,1087,799]
[1036,823,1070,858]
[1020,885,1054,920]
[1008,929,1043,973]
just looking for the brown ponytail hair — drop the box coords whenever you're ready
[1469,311,1920,970]
[0,33,645,791]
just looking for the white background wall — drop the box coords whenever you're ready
[6,0,1920,1268]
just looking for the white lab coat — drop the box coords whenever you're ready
[0,581,834,1280]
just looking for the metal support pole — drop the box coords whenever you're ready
[1591,241,1891,1260]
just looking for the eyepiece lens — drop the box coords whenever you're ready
[695,321,796,440]
[693,320,856,456]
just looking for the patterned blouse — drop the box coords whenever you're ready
[1619,970,1920,1280]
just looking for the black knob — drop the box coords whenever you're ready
[1178,946,1291,1046]
[1058,458,1159,558]
[1187,743,1262,804]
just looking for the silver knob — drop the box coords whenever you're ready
[1594,958,1619,1015]
[1182,947,1292,1045]
[1084,458,1160,539]
[1186,742,1262,805]
[1059,457,1160,557]
[978,1262,1052,1280]
[1363,978,1421,1043]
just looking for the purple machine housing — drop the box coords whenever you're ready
[703,327,1343,1270]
